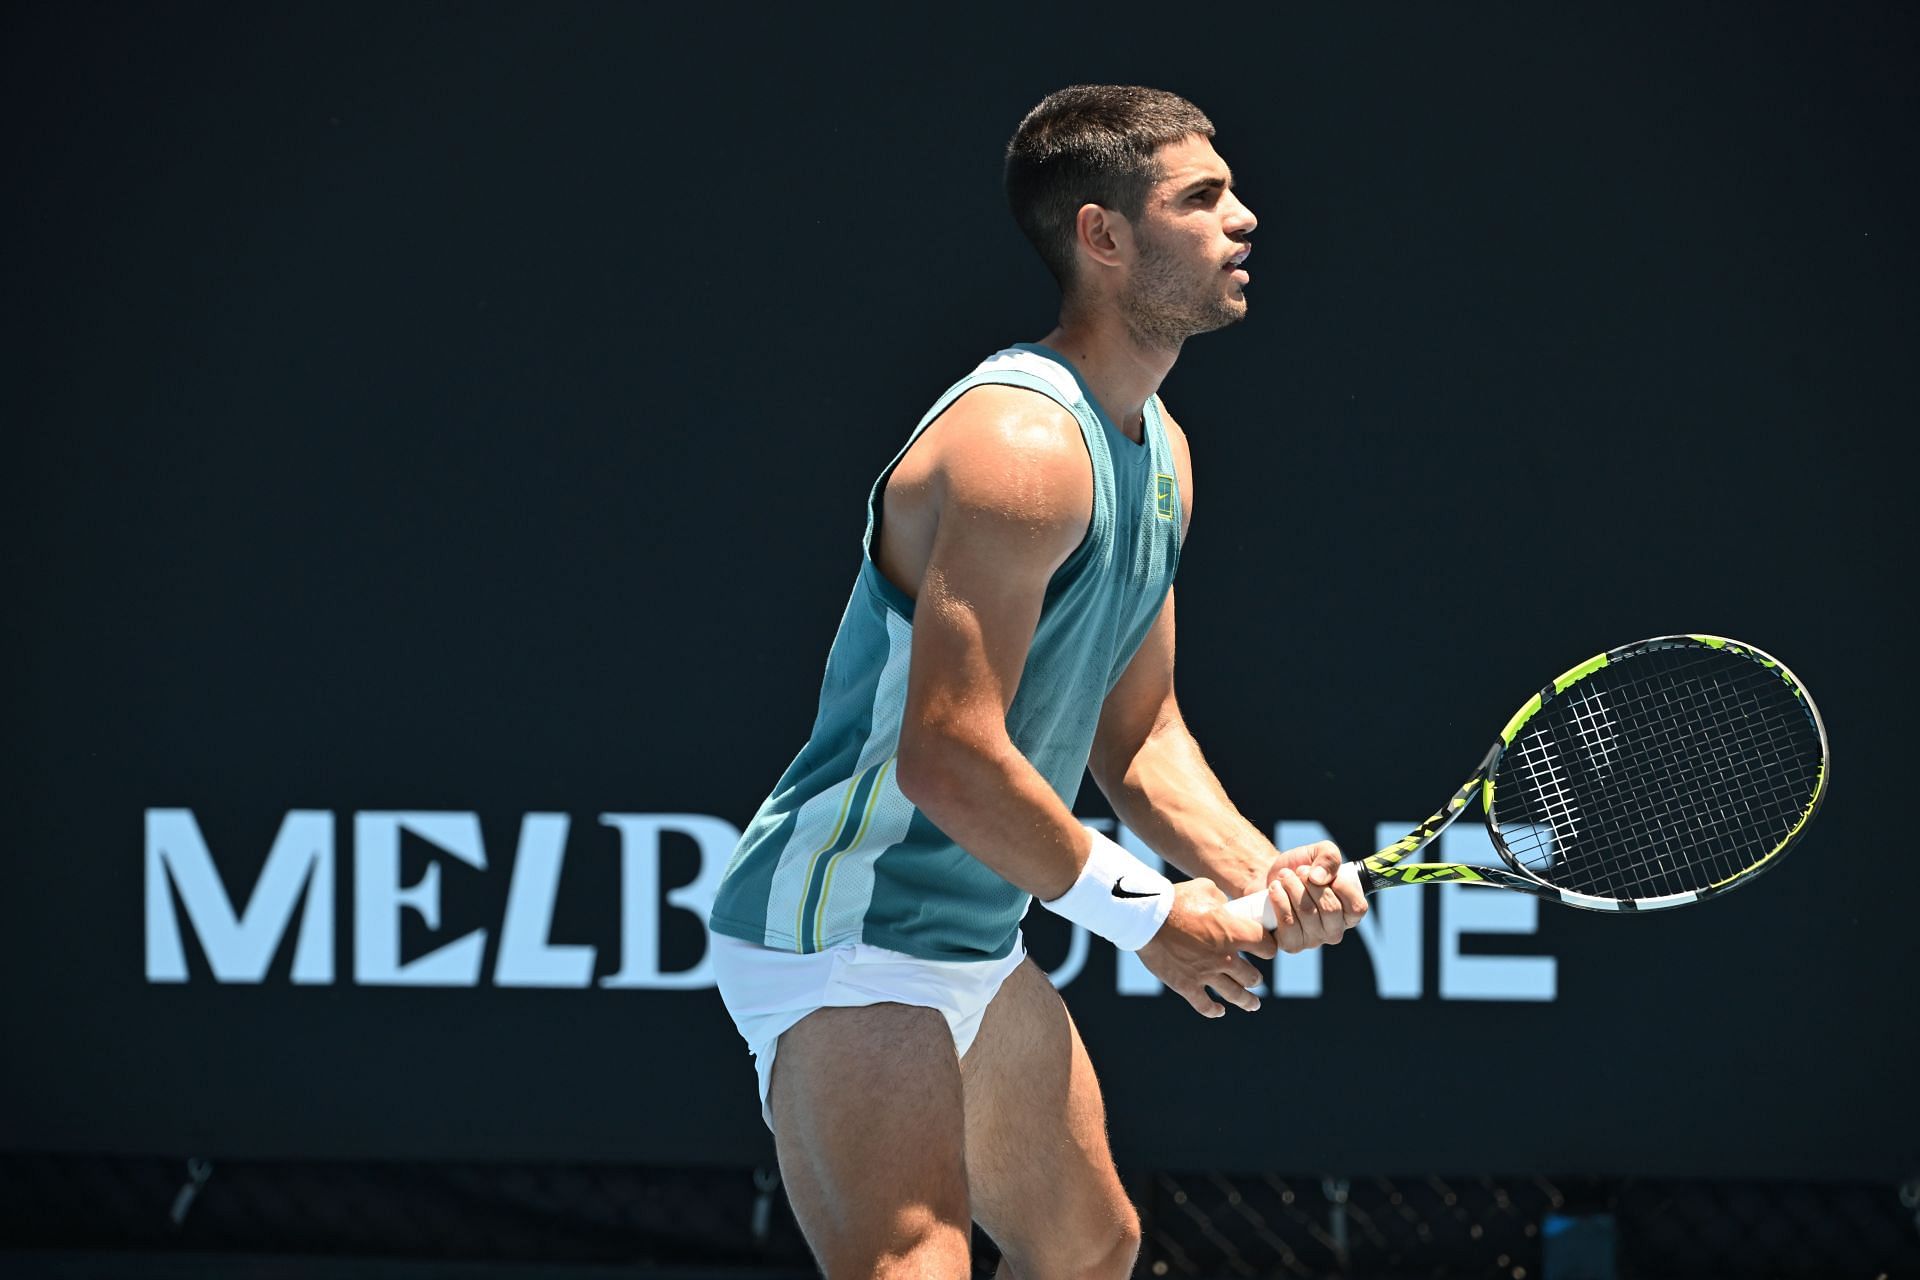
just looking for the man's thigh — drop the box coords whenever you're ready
[960,959,1140,1278]
[770,1002,973,1278]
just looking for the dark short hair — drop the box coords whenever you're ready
[1004,85,1216,292]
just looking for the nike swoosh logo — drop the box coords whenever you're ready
[1110,879,1158,900]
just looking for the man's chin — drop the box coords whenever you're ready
[1198,297,1249,333]
[1123,294,1248,348]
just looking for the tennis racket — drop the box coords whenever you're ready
[1224,634,1829,920]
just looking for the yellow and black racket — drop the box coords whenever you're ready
[1227,635,1829,919]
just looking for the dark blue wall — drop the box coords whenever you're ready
[4,2,1913,1179]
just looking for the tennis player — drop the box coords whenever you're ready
[707,84,1368,1278]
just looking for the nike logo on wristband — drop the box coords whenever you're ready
[1109,879,1160,900]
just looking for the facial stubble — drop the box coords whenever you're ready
[1119,226,1247,352]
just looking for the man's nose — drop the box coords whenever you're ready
[1225,190,1257,236]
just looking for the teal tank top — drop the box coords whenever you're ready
[707,343,1183,961]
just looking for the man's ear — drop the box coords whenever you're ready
[1074,203,1133,272]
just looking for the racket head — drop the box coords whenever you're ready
[1480,635,1828,911]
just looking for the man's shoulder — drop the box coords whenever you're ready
[927,382,1087,468]
[905,383,1091,537]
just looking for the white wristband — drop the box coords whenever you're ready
[1041,831,1174,951]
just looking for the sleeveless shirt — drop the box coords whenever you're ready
[707,343,1183,961]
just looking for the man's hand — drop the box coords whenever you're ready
[1136,879,1273,1018]
[1263,840,1367,953]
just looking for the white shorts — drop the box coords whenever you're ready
[709,931,1029,1129]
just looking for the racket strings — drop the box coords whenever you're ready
[1520,672,1813,896]
[1492,648,1822,900]
[1578,672,1783,891]
[1582,679,1804,890]
[1541,670,1813,897]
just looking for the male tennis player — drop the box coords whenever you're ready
[707,85,1368,1278]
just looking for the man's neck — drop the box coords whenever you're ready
[1035,312,1180,443]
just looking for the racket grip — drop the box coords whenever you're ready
[1224,862,1366,931]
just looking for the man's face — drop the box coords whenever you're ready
[1119,134,1258,348]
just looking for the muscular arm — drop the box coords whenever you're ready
[888,390,1098,900]
[1088,590,1276,895]
[885,388,1270,1013]
[1088,410,1365,946]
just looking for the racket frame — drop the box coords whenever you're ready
[1345,634,1828,913]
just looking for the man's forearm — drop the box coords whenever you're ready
[1097,719,1274,895]
[896,728,1094,901]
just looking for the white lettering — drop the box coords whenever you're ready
[598,813,734,990]
[494,813,595,987]
[1438,827,1557,1000]
[353,812,487,986]
[1349,822,1426,999]
[1269,821,1425,1000]
[1269,821,1331,997]
[145,809,334,984]
[141,808,1562,1000]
